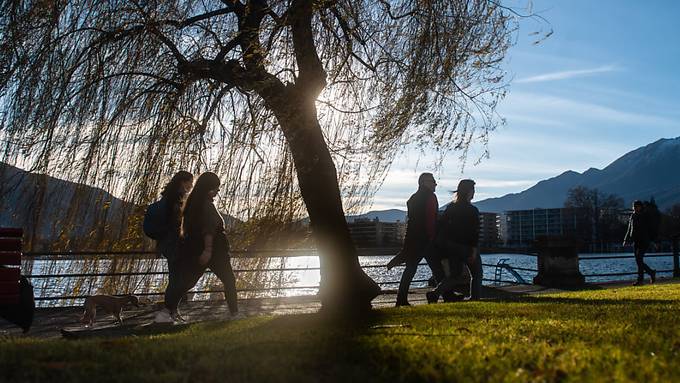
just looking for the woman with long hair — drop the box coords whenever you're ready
[155,171,193,321]
[427,179,482,303]
[160,172,238,322]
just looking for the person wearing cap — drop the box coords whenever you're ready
[623,200,656,285]
[393,172,445,306]
[427,179,482,302]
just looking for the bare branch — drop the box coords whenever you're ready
[163,7,238,29]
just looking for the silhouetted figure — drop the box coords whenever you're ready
[623,200,656,286]
[394,173,445,306]
[159,172,238,322]
[0,275,34,333]
[427,179,482,302]
[149,171,193,322]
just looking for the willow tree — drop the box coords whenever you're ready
[0,0,515,310]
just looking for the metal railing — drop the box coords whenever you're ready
[19,246,680,306]
[21,249,532,306]
[579,252,678,279]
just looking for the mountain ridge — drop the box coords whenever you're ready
[3,137,678,238]
[352,137,680,220]
[474,136,680,213]
[0,162,241,250]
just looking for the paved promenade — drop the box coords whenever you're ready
[1,279,675,338]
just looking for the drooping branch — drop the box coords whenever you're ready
[0,0,531,242]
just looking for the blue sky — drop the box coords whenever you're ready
[370,0,680,210]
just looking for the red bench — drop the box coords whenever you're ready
[0,228,23,305]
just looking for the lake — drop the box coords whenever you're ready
[22,252,676,307]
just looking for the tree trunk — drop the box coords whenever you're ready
[269,91,381,312]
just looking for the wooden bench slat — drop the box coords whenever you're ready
[0,294,20,305]
[0,281,19,295]
[0,238,22,252]
[0,228,23,238]
[0,228,23,308]
[0,252,21,266]
[0,267,20,281]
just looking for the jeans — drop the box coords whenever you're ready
[159,237,182,307]
[396,244,444,305]
[433,246,483,300]
[165,234,238,314]
[468,250,483,300]
[634,241,654,281]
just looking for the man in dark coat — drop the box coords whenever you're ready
[392,172,445,306]
[623,200,656,285]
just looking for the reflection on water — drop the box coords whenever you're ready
[23,252,677,307]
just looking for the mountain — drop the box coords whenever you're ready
[0,163,241,251]
[0,162,138,251]
[474,137,680,213]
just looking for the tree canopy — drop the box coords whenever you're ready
[564,186,626,245]
[1,0,516,224]
[564,186,625,212]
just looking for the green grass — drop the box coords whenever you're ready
[2,284,680,382]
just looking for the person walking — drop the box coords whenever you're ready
[427,179,482,303]
[155,171,193,321]
[393,172,445,307]
[623,200,656,286]
[157,172,238,322]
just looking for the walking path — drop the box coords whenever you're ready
[2,278,676,338]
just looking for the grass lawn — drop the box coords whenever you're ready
[2,284,680,382]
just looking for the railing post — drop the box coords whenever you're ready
[673,235,680,278]
[533,236,585,288]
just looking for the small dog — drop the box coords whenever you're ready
[80,294,139,327]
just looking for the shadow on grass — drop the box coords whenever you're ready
[60,322,196,339]
[3,297,680,382]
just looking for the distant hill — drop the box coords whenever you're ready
[475,137,680,213]
[0,162,139,251]
[0,163,241,251]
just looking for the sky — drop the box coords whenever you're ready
[369,0,680,210]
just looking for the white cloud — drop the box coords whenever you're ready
[503,91,680,128]
[369,83,680,209]
[502,113,570,128]
[515,65,619,84]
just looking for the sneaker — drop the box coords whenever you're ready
[650,270,657,284]
[171,310,187,322]
[632,280,644,286]
[442,291,465,303]
[153,308,174,324]
[426,291,438,304]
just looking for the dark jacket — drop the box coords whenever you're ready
[403,186,438,256]
[624,212,649,244]
[183,200,230,256]
[437,201,480,248]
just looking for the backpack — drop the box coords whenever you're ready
[143,199,169,240]
[0,275,35,333]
